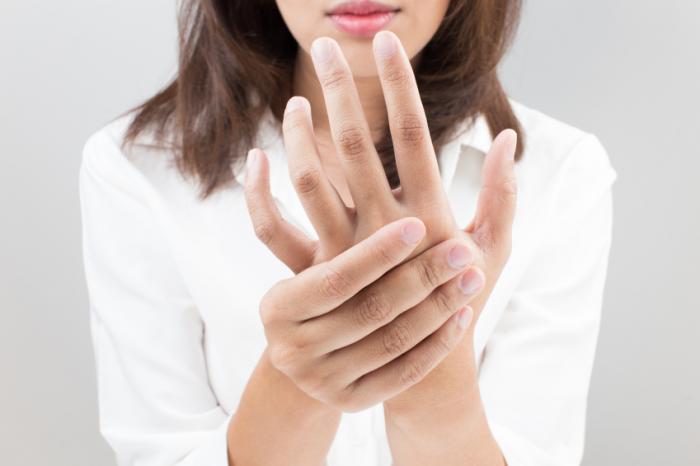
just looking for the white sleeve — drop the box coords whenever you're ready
[79,129,232,466]
[478,134,618,466]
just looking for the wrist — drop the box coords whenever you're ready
[384,375,482,437]
[257,346,341,423]
[383,335,479,425]
[383,381,505,466]
[227,348,341,466]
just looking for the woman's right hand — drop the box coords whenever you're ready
[257,216,483,412]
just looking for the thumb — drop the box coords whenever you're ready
[464,129,518,255]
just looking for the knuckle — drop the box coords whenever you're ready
[258,305,271,326]
[320,68,350,91]
[501,176,519,197]
[268,342,299,372]
[432,288,457,317]
[383,66,410,86]
[336,384,368,413]
[292,165,322,195]
[369,240,400,267]
[270,334,312,373]
[472,224,499,253]
[355,291,393,327]
[331,389,362,413]
[398,359,426,387]
[396,113,427,143]
[299,369,334,401]
[340,398,365,413]
[336,125,369,160]
[253,220,275,245]
[382,321,413,357]
[323,388,344,407]
[414,259,442,291]
[482,177,518,205]
[318,265,352,300]
[258,293,277,326]
[435,330,457,355]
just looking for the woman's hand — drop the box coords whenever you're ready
[245,29,518,406]
[246,33,465,269]
[246,30,515,296]
[248,215,484,411]
[245,30,516,381]
[244,30,516,464]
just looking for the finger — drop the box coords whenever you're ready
[283,96,352,243]
[465,129,518,254]
[328,267,484,385]
[243,148,317,273]
[372,30,443,202]
[309,36,394,214]
[300,236,478,353]
[270,216,426,320]
[340,306,473,412]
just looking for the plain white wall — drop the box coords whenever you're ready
[1,1,698,465]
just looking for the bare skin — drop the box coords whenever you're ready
[227,32,516,466]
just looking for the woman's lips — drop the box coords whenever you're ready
[327,1,399,37]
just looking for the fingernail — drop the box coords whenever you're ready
[311,37,334,65]
[447,244,473,270]
[246,149,259,170]
[401,221,425,245]
[455,306,474,330]
[285,96,308,115]
[373,31,397,59]
[459,269,484,295]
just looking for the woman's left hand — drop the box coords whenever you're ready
[245,31,517,426]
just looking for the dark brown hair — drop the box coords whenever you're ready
[121,0,524,200]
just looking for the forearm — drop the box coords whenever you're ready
[383,340,505,466]
[227,347,341,466]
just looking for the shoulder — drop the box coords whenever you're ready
[80,111,187,205]
[507,99,618,207]
[500,99,618,242]
[82,109,168,173]
[510,99,614,177]
[80,112,143,200]
[79,115,192,304]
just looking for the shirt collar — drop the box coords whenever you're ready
[233,108,492,238]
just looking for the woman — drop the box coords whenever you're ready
[79,1,617,465]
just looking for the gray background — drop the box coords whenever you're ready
[1,1,698,464]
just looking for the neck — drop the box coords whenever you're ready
[292,47,388,145]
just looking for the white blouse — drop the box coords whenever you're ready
[79,99,617,466]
